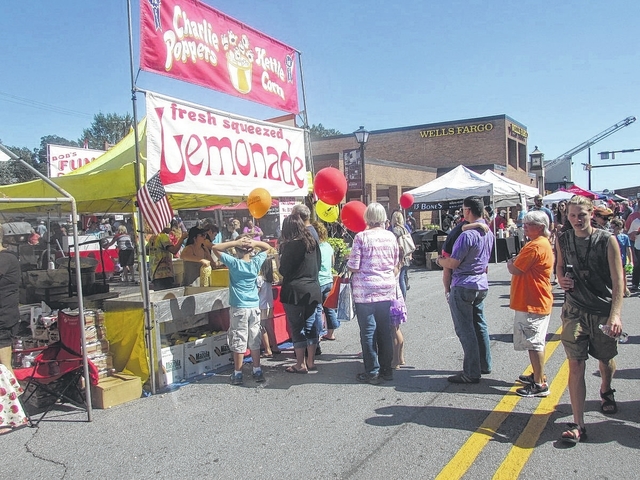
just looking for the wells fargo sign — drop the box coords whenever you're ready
[420,122,494,138]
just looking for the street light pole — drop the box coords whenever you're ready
[353,126,370,204]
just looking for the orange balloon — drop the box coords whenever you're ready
[247,188,272,219]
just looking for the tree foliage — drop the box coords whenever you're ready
[309,123,341,140]
[0,111,132,185]
[80,112,133,150]
[0,144,41,185]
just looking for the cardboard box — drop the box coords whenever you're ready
[159,343,185,387]
[209,331,232,371]
[91,373,142,409]
[183,337,214,378]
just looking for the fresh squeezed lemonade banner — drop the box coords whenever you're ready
[140,0,299,113]
[146,92,308,197]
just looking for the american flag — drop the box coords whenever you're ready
[137,172,173,235]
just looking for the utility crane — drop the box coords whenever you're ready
[544,116,636,172]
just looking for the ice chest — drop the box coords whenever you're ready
[91,373,142,409]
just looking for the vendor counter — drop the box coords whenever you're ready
[102,286,231,389]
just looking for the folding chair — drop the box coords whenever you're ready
[14,310,99,426]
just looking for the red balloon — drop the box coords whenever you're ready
[314,168,347,205]
[341,201,367,233]
[399,192,414,209]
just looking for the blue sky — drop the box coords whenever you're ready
[1,1,639,192]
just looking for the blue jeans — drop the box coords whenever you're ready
[398,266,409,299]
[448,286,492,379]
[283,303,319,349]
[316,282,340,331]
[355,301,393,376]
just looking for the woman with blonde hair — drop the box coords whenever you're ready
[390,211,410,368]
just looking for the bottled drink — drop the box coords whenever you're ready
[599,324,629,343]
[564,264,575,293]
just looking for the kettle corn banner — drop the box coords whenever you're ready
[140,0,299,113]
[145,92,307,197]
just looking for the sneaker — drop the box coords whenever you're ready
[380,370,394,381]
[230,372,243,385]
[252,369,265,383]
[447,372,480,384]
[517,373,547,385]
[516,382,550,397]
[356,372,381,385]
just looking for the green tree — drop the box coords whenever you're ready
[309,123,341,140]
[35,135,79,167]
[0,144,39,185]
[80,112,133,150]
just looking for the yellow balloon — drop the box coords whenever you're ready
[247,188,271,219]
[316,200,339,223]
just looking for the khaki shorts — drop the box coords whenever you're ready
[227,307,262,353]
[513,310,550,352]
[561,303,618,361]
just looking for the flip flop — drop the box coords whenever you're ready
[321,336,336,341]
[307,366,318,371]
[285,365,308,374]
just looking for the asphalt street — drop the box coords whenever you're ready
[3,262,639,479]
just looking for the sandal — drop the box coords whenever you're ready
[600,388,618,414]
[561,423,587,444]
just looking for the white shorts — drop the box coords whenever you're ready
[513,310,551,352]
[227,307,262,353]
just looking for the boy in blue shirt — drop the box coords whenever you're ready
[211,235,271,385]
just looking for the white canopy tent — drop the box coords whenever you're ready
[480,170,538,207]
[407,165,494,203]
[542,190,574,203]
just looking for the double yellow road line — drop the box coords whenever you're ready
[436,325,568,480]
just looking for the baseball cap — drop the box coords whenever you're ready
[534,194,543,201]
[594,205,614,217]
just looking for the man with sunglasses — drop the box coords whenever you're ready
[531,194,554,233]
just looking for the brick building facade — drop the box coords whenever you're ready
[311,114,535,216]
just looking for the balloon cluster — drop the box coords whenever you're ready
[313,168,365,233]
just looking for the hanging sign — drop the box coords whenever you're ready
[145,92,307,197]
[140,0,299,113]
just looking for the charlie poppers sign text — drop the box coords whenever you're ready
[140,0,299,113]
[145,92,307,197]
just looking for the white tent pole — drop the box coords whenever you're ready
[127,0,156,394]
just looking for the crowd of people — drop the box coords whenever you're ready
[436,194,635,445]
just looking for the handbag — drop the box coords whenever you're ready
[398,230,416,257]
[336,282,356,322]
[389,285,407,325]
[323,275,342,309]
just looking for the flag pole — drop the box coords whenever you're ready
[127,0,156,394]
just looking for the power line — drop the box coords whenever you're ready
[0,91,93,118]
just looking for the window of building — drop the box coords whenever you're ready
[508,138,517,169]
[518,142,527,170]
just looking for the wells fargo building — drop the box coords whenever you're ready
[311,114,534,214]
